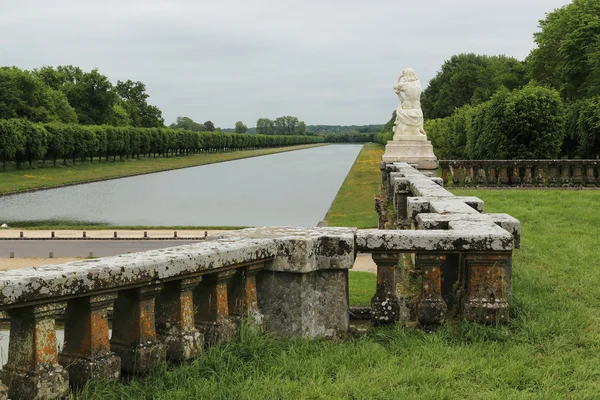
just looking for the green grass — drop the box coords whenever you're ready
[4,219,247,230]
[74,189,600,399]
[0,144,325,195]
[349,271,377,306]
[325,143,384,228]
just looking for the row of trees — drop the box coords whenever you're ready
[0,119,324,168]
[1,66,165,128]
[383,0,600,160]
[256,116,307,135]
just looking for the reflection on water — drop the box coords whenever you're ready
[0,145,362,227]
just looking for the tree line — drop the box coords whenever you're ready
[0,119,323,168]
[379,0,600,159]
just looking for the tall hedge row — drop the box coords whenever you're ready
[0,120,324,168]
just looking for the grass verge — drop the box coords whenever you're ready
[74,190,600,399]
[325,143,384,228]
[0,144,325,195]
[3,219,247,230]
[349,271,376,307]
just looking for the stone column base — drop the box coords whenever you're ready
[112,341,167,375]
[161,329,204,361]
[0,366,69,400]
[59,352,121,387]
[382,140,438,169]
[197,321,238,347]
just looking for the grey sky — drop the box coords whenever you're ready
[1,0,570,128]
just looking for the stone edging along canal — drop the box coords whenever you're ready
[0,144,327,198]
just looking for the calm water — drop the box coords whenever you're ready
[0,145,362,227]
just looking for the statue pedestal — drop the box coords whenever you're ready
[382,139,438,170]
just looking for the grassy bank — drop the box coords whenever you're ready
[74,189,600,399]
[325,143,384,228]
[0,144,325,195]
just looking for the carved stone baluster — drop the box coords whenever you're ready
[534,165,546,186]
[510,165,521,185]
[415,254,447,325]
[548,164,558,186]
[464,164,473,185]
[110,285,167,375]
[463,254,510,324]
[487,166,497,186]
[476,166,486,186]
[523,165,533,186]
[441,164,449,185]
[452,165,461,185]
[195,270,238,346]
[60,294,120,387]
[0,303,69,400]
[156,277,204,362]
[371,252,401,325]
[244,263,266,321]
[586,165,596,186]
[560,164,571,186]
[572,164,583,186]
[394,180,410,228]
[499,166,509,186]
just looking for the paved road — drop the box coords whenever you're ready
[0,240,203,258]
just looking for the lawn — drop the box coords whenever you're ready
[325,143,384,228]
[0,144,325,195]
[75,189,600,399]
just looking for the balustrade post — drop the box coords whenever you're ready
[394,181,410,228]
[243,263,266,321]
[156,277,204,362]
[523,165,533,186]
[560,164,571,186]
[452,165,461,185]
[60,294,120,387]
[463,254,510,324]
[572,164,583,186]
[371,253,402,325]
[415,254,448,325]
[534,165,546,186]
[586,165,596,186]
[548,164,558,186]
[499,166,509,186]
[464,164,473,185]
[0,303,69,400]
[110,285,167,375]
[194,270,238,346]
[510,166,521,185]
[487,166,497,186]
[441,164,449,185]
[476,166,486,186]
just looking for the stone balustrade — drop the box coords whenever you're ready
[376,161,520,328]
[439,160,600,187]
[0,162,520,398]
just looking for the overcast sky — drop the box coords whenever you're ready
[1,0,571,128]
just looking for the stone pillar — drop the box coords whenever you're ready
[243,263,266,323]
[110,285,167,375]
[487,166,497,186]
[156,277,204,362]
[573,165,583,186]
[452,165,461,185]
[499,166,509,185]
[463,254,510,324]
[510,166,521,185]
[393,181,410,227]
[548,165,558,186]
[476,166,486,185]
[523,165,533,186]
[60,294,120,387]
[0,303,69,400]
[586,166,596,186]
[534,165,546,186]
[371,252,401,325]
[441,164,449,185]
[463,164,473,185]
[194,270,238,346]
[560,165,571,186]
[415,254,447,325]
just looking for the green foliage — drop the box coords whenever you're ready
[255,116,307,135]
[234,121,248,133]
[374,131,392,145]
[204,121,216,132]
[115,80,164,128]
[307,124,384,134]
[323,131,374,143]
[528,0,600,100]
[571,96,600,158]
[0,67,77,123]
[422,54,528,119]
[169,117,205,131]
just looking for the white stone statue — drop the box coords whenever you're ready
[392,68,426,140]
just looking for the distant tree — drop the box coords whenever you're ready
[204,120,215,132]
[115,80,164,128]
[234,121,248,133]
[256,118,274,135]
[169,117,205,131]
[527,0,600,100]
